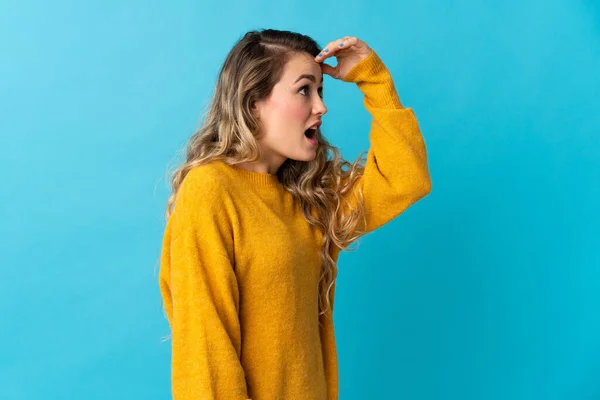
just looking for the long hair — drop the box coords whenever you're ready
[164,28,367,316]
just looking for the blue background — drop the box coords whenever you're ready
[1,0,599,399]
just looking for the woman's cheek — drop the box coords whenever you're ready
[272,97,308,123]
[289,101,309,122]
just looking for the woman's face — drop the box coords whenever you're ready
[253,52,327,170]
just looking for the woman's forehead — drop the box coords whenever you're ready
[281,53,323,83]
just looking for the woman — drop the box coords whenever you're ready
[158,28,431,400]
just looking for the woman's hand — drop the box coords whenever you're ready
[314,36,372,80]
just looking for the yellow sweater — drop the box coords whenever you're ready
[159,49,431,400]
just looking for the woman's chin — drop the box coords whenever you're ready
[288,149,318,162]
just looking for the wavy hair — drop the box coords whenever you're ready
[163,28,367,316]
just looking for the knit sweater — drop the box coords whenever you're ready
[158,49,431,400]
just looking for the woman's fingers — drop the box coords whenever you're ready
[315,36,359,63]
[320,62,337,78]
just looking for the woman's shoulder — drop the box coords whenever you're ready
[168,161,237,237]
[179,160,236,201]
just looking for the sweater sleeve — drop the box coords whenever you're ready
[159,168,252,400]
[335,49,432,250]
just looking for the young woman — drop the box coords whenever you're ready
[158,28,431,400]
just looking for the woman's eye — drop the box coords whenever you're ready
[299,85,324,98]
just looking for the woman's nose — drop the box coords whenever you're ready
[314,99,327,115]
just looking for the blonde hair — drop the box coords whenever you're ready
[163,29,367,316]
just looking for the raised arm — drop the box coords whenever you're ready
[341,48,432,236]
[316,38,431,256]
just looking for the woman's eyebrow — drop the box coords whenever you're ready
[294,74,323,84]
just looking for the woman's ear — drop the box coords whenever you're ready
[251,102,260,120]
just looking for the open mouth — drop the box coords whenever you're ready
[304,127,318,144]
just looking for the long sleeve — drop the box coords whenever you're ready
[159,169,251,400]
[338,49,432,242]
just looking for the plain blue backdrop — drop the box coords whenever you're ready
[1,0,599,399]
